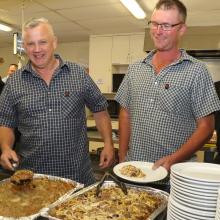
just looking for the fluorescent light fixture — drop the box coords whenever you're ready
[120,0,146,19]
[0,23,12,32]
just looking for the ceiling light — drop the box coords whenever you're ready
[120,0,146,19]
[0,23,12,32]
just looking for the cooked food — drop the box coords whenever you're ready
[120,164,146,178]
[0,176,76,218]
[49,186,162,220]
[10,169,34,185]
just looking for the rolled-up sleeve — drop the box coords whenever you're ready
[114,72,131,110]
[84,74,108,113]
[191,66,220,119]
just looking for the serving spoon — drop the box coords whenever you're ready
[9,160,34,186]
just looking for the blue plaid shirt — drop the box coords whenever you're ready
[115,49,220,163]
[0,55,108,185]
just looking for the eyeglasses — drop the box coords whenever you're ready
[148,21,183,31]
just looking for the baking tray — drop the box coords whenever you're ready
[0,174,84,220]
[41,180,169,220]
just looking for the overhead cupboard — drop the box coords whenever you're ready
[89,33,147,93]
[112,34,146,65]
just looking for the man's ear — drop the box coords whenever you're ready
[53,36,58,50]
[179,23,187,37]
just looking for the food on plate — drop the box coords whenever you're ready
[10,169,34,185]
[119,164,146,178]
[0,176,76,218]
[49,186,162,220]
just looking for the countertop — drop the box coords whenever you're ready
[87,129,119,144]
[87,117,119,144]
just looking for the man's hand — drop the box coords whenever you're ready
[99,145,115,169]
[152,155,176,172]
[0,148,19,171]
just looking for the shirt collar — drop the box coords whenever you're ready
[142,49,195,65]
[22,54,70,75]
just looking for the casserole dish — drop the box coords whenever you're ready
[0,173,83,220]
[42,180,169,220]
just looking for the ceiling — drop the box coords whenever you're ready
[0,0,220,47]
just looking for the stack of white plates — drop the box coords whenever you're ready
[215,188,220,220]
[167,162,220,220]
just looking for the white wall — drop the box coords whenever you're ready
[56,41,89,66]
[0,41,89,78]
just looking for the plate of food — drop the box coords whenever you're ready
[113,161,168,183]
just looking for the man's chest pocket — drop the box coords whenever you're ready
[61,91,84,118]
[158,85,191,114]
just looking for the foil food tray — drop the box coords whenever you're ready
[0,173,84,220]
[42,180,169,220]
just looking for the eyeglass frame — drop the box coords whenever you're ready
[148,21,183,31]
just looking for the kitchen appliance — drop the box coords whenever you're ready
[102,93,120,118]
[112,73,125,92]
[107,99,120,118]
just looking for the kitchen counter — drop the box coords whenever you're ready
[87,117,119,152]
[87,130,119,144]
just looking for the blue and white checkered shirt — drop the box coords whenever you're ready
[0,55,108,185]
[115,49,220,163]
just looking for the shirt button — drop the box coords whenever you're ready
[155,82,158,85]
[49,109,52,112]
[150,99,154,102]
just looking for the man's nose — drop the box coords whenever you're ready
[33,44,41,51]
[155,25,163,33]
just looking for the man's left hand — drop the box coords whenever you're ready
[152,155,176,171]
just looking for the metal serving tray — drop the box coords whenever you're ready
[42,180,169,220]
[0,174,83,220]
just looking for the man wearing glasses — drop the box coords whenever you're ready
[115,0,220,190]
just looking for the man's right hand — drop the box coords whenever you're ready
[0,148,19,171]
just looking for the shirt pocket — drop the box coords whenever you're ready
[158,84,190,114]
[61,90,84,118]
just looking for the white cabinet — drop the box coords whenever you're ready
[130,34,147,63]
[89,36,112,92]
[112,33,146,65]
[112,35,130,65]
[89,33,147,93]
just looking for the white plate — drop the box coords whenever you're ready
[170,187,217,206]
[168,203,201,220]
[171,171,220,187]
[171,172,220,189]
[170,181,218,201]
[169,196,216,218]
[168,198,214,220]
[168,208,184,220]
[171,162,220,183]
[171,177,219,196]
[171,176,218,194]
[113,161,168,183]
[170,190,217,211]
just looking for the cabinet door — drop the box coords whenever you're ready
[112,35,130,65]
[89,36,112,92]
[130,34,147,63]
